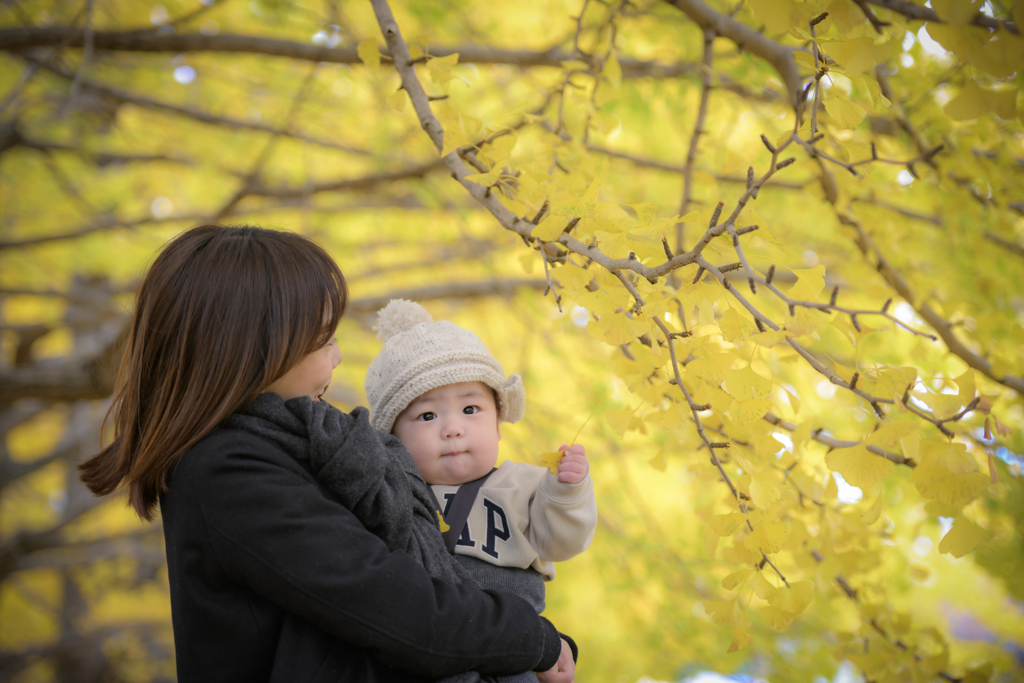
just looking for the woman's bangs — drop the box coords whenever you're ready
[305,251,347,352]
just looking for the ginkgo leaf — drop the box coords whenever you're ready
[720,308,757,343]
[749,329,789,347]
[594,228,633,257]
[426,52,460,86]
[944,79,1019,120]
[875,366,917,402]
[750,570,777,600]
[532,215,567,241]
[628,202,658,228]
[594,313,649,345]
[912,391,965,420]
[761,605,799,630]
[909,458,989,507]
[436,510,450,532]
[357,38,381,73]
[707,512,746,537]
[687,351,734,386]
[956,369,976,405]
[704,528,720,559]
[727,625,754,653]
[703,598,738,626]
[721,568,753,590]
[747,0,803,33]
[927,440,981,474]
[861,494,884,525]
[698,298,716,327]
[825,445,895,490]
[552,177,601,218]
[768,579,814,615]
[784,308,825,338]
[744,520,789,554]
[824,37,889,76]
[539,451,563,474]
[437,106,472,156]
[578,288,619,316]
[464,167,504,187]
[605,407,644,438]
[787,266,826,302]
[825,97,867,129]
[552,263,594,292]
[729,399,774,427]
[749,470,782,509]
[864,422,917,449]
[938,515,992,558]
[726,365,773,400]
[933,0,983,24]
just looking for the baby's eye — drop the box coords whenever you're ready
[463,406,480,415]
[418,412,437,421]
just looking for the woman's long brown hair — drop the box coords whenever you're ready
[79,225,347,520]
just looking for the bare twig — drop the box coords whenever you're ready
[676,27,715,254]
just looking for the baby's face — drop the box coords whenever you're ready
[392,381,500,485]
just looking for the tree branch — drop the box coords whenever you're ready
[0,28,713,81]
[863,0,1019,34]
[676,26,715,254]
[22,54,372,156]
[662,0,804,108]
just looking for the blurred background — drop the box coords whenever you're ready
[2,0,1023,681]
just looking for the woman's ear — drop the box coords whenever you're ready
[496,423,502,442]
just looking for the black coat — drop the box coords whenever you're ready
[161,428,562,682]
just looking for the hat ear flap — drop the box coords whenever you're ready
[501,374,526,423]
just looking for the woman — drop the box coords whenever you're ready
[79,225,574,682]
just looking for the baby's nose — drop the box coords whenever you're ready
[442,418,465,438]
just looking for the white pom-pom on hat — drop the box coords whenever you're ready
[374,299,434,341]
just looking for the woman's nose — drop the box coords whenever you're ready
[330,346,342,368]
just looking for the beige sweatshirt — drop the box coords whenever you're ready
[430,460,597,581]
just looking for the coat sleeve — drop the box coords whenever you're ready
[525,465,598,563]
[188,431,562,678]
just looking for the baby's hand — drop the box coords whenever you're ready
[555,444,589,485]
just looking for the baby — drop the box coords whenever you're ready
[365,299,598,616]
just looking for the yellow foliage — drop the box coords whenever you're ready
[937,515,992,558]
[826,445,895,490]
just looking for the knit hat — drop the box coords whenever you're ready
[365,299,526,433]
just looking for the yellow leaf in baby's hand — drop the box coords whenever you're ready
[539,451,564,474]
[436,510,450,532]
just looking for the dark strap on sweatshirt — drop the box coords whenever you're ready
[428,469,496,554]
